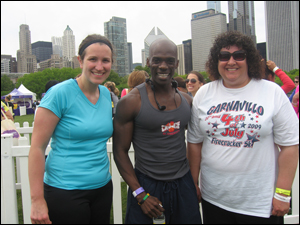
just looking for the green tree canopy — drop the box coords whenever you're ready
[1,75,15,92]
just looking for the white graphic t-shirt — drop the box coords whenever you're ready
[187,79,299,218]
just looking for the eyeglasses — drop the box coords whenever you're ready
[218,51,246,62]
[185,78,197,84]
[295,80,299,84]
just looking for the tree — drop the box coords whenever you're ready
[1,75,15,92]
[134,65,150,75]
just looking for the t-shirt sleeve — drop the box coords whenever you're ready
[272,87,299,146]
[187,92,205,144]
[39,83,68,118]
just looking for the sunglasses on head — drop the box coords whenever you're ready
[185,78,197,84]
[218,50,246,61]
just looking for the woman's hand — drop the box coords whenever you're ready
[30,198,52,224]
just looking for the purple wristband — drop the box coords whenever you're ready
[132,187,145,198]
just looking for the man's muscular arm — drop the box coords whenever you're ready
[113,88,164,218]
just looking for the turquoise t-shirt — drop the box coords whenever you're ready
[40,79,113,190]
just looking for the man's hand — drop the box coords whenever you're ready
[136,193,165,218]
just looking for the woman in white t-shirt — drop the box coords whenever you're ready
[187,31,299,224]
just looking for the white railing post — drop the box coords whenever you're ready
[1,134,19,224]
[18,137,32,224]
[109,142,123,224]
[284,159,299,224]
[22,122,30,144]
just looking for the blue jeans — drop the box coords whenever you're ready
[125,169,202,224]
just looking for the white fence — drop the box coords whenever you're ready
[1,122,299,224]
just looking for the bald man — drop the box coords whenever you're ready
[113,39,201,224]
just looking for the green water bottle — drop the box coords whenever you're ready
[153,212,165,224]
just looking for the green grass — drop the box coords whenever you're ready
[14,114,34,127]
[14,113,128,224]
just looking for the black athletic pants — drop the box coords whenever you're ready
[44,180,112,224]
[202,198,283,224]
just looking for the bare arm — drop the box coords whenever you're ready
[2,108,14,121]
[272,145,299,217]
[187,142,202,203]
[113,89,164,218]
[267,60,295,93]
[28,107,60,224]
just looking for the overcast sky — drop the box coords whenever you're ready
[1,1,265,63]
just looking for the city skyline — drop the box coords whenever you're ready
[1,1,266,63]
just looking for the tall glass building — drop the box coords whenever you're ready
[104,16,129,77]
[32,41,53,63]
[228,1,257,44]
[142,27,169,67]
[265,1,299,71]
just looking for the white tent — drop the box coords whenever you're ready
[18,84,36,101]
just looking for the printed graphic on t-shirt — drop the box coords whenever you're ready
[204,100,264,148]
[161,121,180,135]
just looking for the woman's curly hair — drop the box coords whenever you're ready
[205,31,263,81]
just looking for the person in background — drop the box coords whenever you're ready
[121,70,149,98]
[187,31,299,224]
[173,76,189,94]
[292,85,299,118]
[4,94,14,119]
[289,76,299,102]
[113,38,201,224]
[104,81,119,117]
[1,101,14,121]
[127,70,149,93]
[264,60,295,94]
[186,71,205,97]
[28,34,114,224]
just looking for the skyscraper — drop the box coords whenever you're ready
[207,1,221,12]
[176,44,185,75]
[265,1,299,71]
[127,42,133,72]
[32,41,53,63]
[62,25,76,67]
[17,24,37,73]
[228,1,257,44]
[183,39,193,74]
[51,36,63,57]
[142,27,169,67]
[104,16,129,77]
[191,9,227,72]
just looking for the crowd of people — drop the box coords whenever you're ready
[26,31,298,224]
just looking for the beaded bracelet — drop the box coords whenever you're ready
[138,193,150,205]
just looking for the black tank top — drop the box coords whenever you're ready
[133,83,191,180]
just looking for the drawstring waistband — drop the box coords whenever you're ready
[163,180,179,215]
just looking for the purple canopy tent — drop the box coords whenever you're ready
[1,88,33,115]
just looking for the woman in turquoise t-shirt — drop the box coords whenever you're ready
[28,34,114,224]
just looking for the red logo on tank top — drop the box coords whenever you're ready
[161,121,180,135]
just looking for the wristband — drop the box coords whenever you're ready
[274,193,291,203]
[138,193,150,205]
[272,66,279,73]
[275,188,291,196]
[132,187,145,198]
